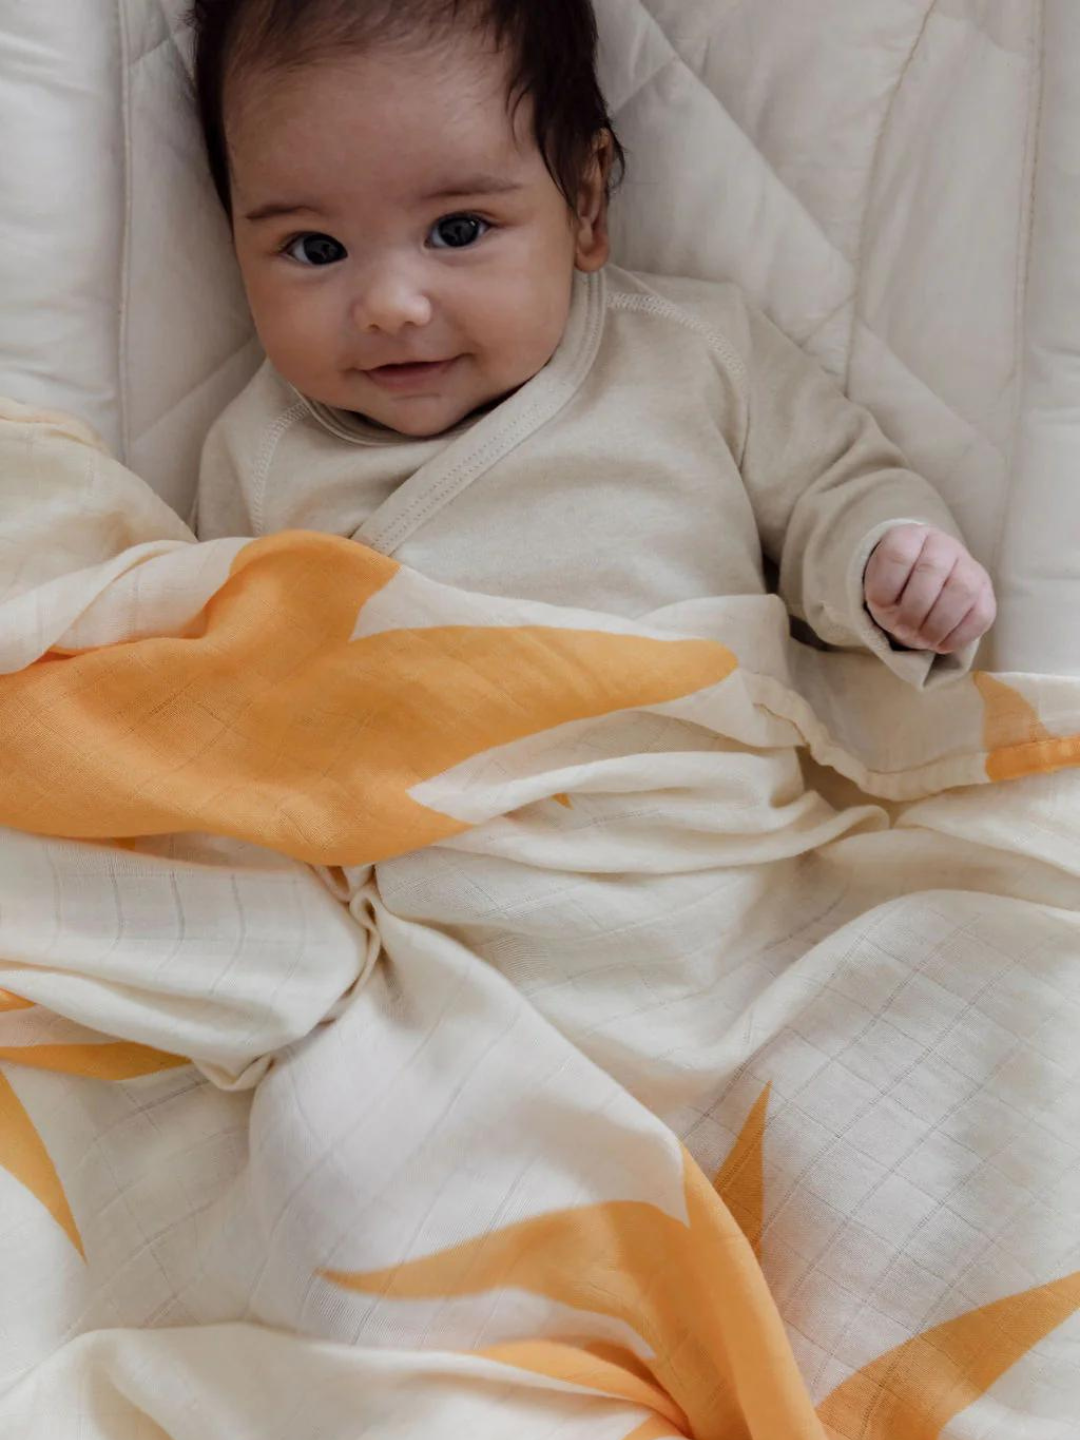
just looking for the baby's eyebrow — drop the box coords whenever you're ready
[243,200,322,224]
[241,176,524,224]
[421,175,525,202]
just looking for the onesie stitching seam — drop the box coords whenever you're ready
[606,291,748,385]
[368,277,606,553]
[251,401,309,536]
[372,376,579,553]
[990,0,1045,586]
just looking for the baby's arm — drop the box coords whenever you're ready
[734,297,993,686]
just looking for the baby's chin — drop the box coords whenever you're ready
[363,403,472,439]
[347,383,521,439]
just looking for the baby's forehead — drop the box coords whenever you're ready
[227,44,535,201]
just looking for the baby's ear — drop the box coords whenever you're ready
[573,133,613,273]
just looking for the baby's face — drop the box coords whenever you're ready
[226,37,608,437]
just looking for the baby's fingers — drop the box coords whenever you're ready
[867,528,957,643]
[932,580,997,654]
[916,574,981,649]
[864,525,928,610]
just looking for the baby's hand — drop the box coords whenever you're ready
[864,524,996,655]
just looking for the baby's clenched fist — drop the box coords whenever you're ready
[864,525,996,655]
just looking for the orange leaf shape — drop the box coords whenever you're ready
[479,1341,688,1434]
[713,1084,771,1259]
[976,673,1080,782]
[817,1271,1080,1439]
[622,1419,685,1440]
[324,1079,1080,1439]
[322,1148,825,1440]
[0,1042,188,1080]
[0,1069,82,1255]
[0,533,736,865]
[0,990,33,1013]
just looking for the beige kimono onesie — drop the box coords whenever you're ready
[196,264,974,688]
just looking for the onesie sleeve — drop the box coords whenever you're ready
[733,297,978,688]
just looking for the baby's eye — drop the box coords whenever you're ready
[285,233,348,267]
[428,214,489,250]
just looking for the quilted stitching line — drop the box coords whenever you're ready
[852,320,994,464]
[130,337,262,446]
[843,0,938,394]
[118,0,198,467]
[128,28,173,69]
[648,0,1019,472]
[641,1,1005,464]
[614,31,851,286]
[628,0,848,265]
[608,50,683,125]
[991,0,1045,585]
[834,8,1017,466]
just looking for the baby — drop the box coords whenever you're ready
[191,0,995,684]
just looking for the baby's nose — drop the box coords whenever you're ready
[351,269,433,335]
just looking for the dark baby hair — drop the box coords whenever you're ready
[189,0,626,218]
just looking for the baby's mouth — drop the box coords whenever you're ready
[362,358,457,392]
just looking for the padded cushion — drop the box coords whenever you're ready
[0,0,258,515]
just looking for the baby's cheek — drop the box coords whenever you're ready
[495,285,569,384]
[254,291,334,388]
